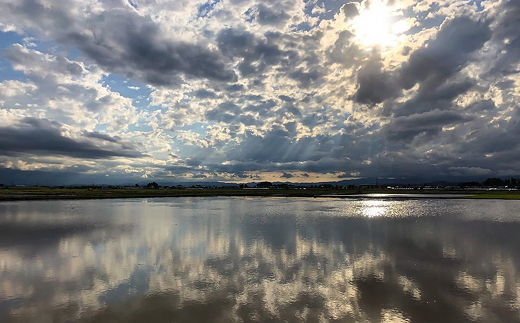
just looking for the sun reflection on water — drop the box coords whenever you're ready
[361,200,388,218]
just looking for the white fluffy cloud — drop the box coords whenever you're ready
[0,0,519,183]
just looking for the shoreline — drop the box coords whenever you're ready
[0,188,519,202]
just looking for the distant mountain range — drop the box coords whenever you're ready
[134,178,510,188]
[1,166,518,187]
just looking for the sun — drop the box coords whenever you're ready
[352,0,396,48]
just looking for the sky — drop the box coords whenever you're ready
[0,0,518,185]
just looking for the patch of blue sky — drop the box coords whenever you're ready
[159,121,207,138]
[128,122,153,133]
[197,0,222,18]
[92,124,109,133]
[470,0,485,11]
[183,122,207,135]
[91,117,150,134]
[66,47,82,61]
[293,22,313,32]
[305,0,356,21]
[244,7,255,23]
[179,96,191,104]
[0,31,24,49]
[101,74,152,109]
[401,1,437,21]
[127,0,138,10]
[25,36,71,58]
[0,30,85,82]
[406,4,445,36]
[0,31,27,82]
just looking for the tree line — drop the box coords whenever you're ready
[460,178,519,188]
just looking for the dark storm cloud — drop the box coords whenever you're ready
[328,30,362,68]
[165,112,520,179]
[164,165,198,173]
[204,100,263,126]
[227,127,298,163]
[76,10,236,85]
[393,79,475,117]
[0,167,145,186]
[383,110,473,142]
[341,2,359,20]
[458,117,520,155]
[217,28,296,76]
[354,55,401,104]
[284,121,297,134]
[244,100,277,117]
[288,68,324,87]
[278,95,295,102]
[3,44,83,76]
[5,0,236,85]
[337,172,355,179]
[225,84,245,92]
[84,131,120,143]
[206,158,354,175]
[221,123,380,170]
[488,0,520,76]
[193,89,217,99]
[280,172,293,178]
[466,100,496,113]
[375,15,492,146]
[355,16,490,107]
[254,4,290,26]
[185,158,203,167]
[205,102,241,123]
[398,16,491,89]
[0,118,144,159]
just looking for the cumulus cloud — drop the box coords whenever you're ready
[254,3,290,26]
[0,118,144,159]
[398,16,491,90]
[2,0,236,85]
[4,44,83,77]
[0,0,519,183]
[1,44,139,131]
[383,109,473,142]
[355,54,401,104]
[217,28,296,77]
[342,2,360,20]
[487,0,520,76]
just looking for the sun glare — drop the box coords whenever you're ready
[352,0,396,49]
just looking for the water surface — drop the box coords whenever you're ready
[1,197,520,322]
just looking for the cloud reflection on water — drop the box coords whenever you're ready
[1,198,520,322]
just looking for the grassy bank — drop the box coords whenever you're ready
[0,187,519,201]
